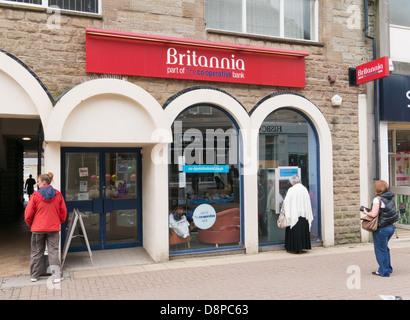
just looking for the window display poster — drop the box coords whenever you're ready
[179,172,186,188]
[78,193,89,201]
[117,210,136,227]
[279,167,299,178]
[396,153,409,186]
[79,167,89,177]
[80,181,88,192]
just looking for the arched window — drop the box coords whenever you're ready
[258,108,320,245]
[168,105,242,254]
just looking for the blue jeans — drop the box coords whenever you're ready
[373,224,395,277]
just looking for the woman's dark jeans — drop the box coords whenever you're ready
[373,224,395,277]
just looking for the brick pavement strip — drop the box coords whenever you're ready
[1,241,410,301]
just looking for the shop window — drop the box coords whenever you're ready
[388,128,410,225]
[389,0,410,63]
[205,0,318,41]
[1,0,100,14]
[168,105,241,254]
[258,109,320,246]
[388,129,410,187]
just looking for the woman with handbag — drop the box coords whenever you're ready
[363,180,399,277]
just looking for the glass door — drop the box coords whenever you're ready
[258,108,320,245]
[62,148,142,251]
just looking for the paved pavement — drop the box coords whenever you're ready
[1,238,410,302]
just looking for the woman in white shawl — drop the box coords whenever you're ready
[282,175,313,253]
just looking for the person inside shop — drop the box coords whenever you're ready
[24,172,67,283]
[363,180,398,277]
[267,182,283,217]
[169,206,190,239]
[281,175,313,253]
[214,175,225,189]
[25,174,36,199]
[191,173,199,195]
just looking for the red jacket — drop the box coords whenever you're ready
[25,185,67,232]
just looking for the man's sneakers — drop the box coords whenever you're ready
[30,276,64,283]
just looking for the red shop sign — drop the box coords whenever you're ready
[85,28,308,88]
[356,56,390,84]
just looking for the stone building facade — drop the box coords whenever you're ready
[0,0,378,262]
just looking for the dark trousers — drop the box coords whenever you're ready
[30,232,62,279]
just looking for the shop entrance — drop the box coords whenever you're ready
[61,148,142,251]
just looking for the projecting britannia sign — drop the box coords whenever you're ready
[85,28,308,88]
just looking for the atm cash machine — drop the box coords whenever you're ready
[265,166,300,243]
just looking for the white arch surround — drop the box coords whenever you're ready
[0,51,53,125]
[45,79,171,145]
[250,93,334,247]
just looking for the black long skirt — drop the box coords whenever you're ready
[285,217,311,253]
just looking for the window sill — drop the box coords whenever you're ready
[206,28,325,47]
[0,2,102,19]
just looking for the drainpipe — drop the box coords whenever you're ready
[364,0,380,180]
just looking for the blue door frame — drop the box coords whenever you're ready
[61,147,143,252]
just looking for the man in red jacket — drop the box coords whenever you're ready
[25,172,67,283]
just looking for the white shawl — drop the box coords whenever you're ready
[283,183,313,230]
[267,186,283,212]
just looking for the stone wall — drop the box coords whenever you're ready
[0,0,376,243]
